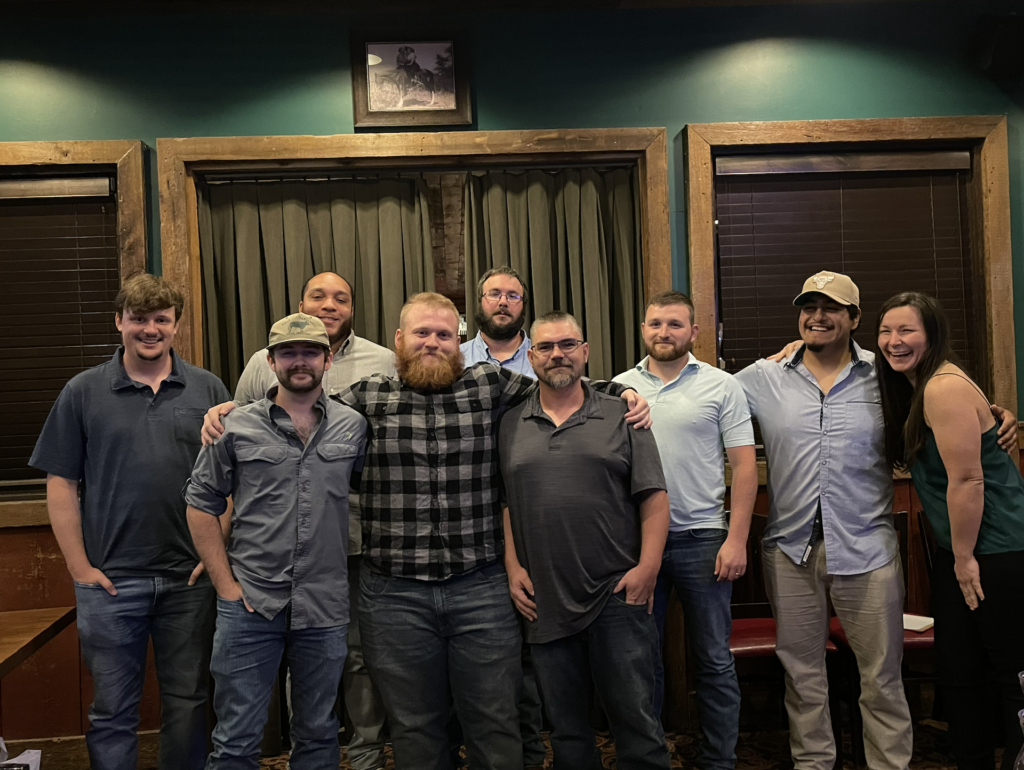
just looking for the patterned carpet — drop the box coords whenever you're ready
[5,722,970,769]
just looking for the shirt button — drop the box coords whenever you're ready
[822,461,827,465]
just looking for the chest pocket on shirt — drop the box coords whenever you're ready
[317,443,361,462]
[844,400,883,449]
[174,407,207,444]
[235,445,290,506]
[366,393,407,440]
[454,396,488,441]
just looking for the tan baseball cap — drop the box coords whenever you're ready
[267,313,331,350]
[793,270,860,308]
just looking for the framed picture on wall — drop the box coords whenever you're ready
[351,31,472,128]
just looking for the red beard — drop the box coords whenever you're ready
[395,345,465,391]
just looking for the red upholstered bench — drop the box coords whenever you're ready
[731,617,840,658]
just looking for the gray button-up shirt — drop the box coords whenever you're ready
[734,342,897,575]
[233,331,394,554]
[184,388,367,628]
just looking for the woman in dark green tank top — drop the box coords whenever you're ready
[875,291,1024,770]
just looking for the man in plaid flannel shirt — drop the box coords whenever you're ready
[204,292,649,770]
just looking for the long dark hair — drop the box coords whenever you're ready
[875,292,959,469]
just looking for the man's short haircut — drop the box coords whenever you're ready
[400,292,460,329]
[477,265,528,304]
[646,289,695,324]
[530,311,583,340]
[300,272,354,303]
[115,273,184,321]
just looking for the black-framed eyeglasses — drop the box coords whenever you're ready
[532,338,585,355]
[481,290,523,304]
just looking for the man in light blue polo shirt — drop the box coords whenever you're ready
[461,266,534,378]
[614,290,757,770]
[733,271,913,770]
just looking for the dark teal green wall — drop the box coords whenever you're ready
[2,2,1023,397]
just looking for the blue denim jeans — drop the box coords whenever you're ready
[75,575,216,770]
[652,528,739,770]
[359,560,523,770]
[207,598,347,770]
[531,593,670,770]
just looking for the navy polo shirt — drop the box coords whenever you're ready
[30,348,231,578]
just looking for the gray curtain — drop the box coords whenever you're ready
[463,168,644,381]
[197,176,434,388]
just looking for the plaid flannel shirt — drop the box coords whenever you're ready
[336,362,626,580]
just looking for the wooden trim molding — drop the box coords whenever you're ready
[0,140,148,526]
[0,140,147,277]
[157,128,672,364]
[684,116,1016,414]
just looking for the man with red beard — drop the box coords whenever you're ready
[204,291,650,770]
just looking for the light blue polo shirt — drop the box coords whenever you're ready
[614,354,754,532]
[461,331,536,379]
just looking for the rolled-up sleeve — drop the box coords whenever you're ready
[183,435,235,516]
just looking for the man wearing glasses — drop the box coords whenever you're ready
[500,312,671,769]
[459,264,546,770]
[461,266,535,377]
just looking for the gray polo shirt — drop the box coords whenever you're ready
[29,348,231,579]
[498,383,666,644]
[184,388,367,629]
[233,331,394,554]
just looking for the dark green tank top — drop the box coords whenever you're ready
[911,422,1024,554]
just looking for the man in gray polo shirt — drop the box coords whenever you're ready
[29,273,231,770]
[231,271,392,770]
[185,313,367,770]
[500,311,671,770]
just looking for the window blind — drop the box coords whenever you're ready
[0,196,121,484]
[716,171,973,375]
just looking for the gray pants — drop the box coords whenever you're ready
[344,555,388,770]
[763,542,913,770]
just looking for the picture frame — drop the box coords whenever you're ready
[350,31,472,128]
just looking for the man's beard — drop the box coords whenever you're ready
[474,306,524,342]
[647,338,691,363]
[804,342,825,353]
[276,366,325,394]
[396,345,465,391]
[537,359,581,390]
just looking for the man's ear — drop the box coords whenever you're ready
[323,351,334,370]
[691,324,700,342]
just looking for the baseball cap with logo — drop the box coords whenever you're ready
[793,271,860,308]
[267,312,331,350]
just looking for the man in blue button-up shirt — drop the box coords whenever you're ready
[734,272,913,770]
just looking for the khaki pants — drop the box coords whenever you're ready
[763,541,913,770]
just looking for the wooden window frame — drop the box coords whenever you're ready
[0,139,148,528]
[685,116,1017,414]
[156,128,672,366]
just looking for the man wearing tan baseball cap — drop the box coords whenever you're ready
[735,271,915,770]
[186,311,368,769]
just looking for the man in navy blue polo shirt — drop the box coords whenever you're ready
[30,273,231,770]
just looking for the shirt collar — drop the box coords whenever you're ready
[523,380,603,422]
[472,330,531,364]
[109,347,187,391]
[334,331,356,360]
[262,385,329,419]
[636,352,701,384]
[783,340,869,369]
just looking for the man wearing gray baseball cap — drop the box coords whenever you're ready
[734,271,914,770]
[185,312,368,770]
